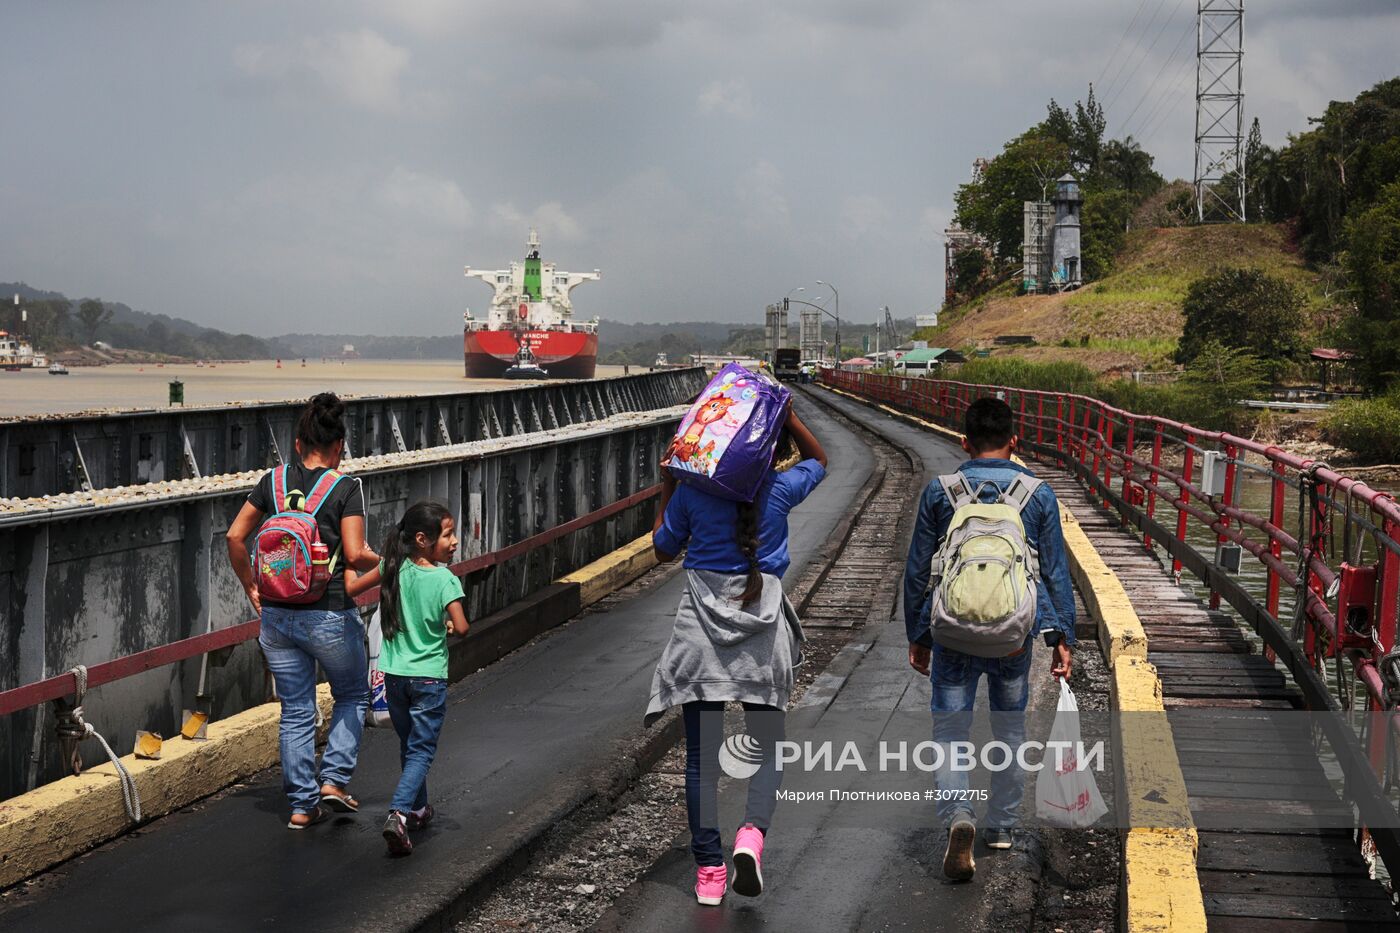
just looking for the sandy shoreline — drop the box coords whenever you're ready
[0,359,634,418]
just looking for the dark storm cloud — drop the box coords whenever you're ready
[0,1,1394,337]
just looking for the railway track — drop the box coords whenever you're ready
[458,388,926,931]
[787,384,921,629]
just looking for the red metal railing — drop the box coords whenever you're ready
[826,368,1400,869]
[0,485,661,719]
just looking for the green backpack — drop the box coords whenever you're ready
[928,473,1042,658]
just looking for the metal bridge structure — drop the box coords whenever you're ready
[4,367,1400,930]
[0,368,704,500]
[828,368,1400,928]
[0,369,706,798]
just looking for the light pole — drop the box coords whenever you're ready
[783,295,839,368]
[816,280,840,369]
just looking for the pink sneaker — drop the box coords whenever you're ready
[732,823,765,897]
[695,865,728,905]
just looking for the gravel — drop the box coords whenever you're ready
[454,618,850,933]
[1030,635,1120,932]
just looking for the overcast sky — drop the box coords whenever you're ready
[2,1,1396,336]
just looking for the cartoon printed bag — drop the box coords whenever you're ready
[364,607,392,728]
[667,363,791,502]
[252,466,344,604]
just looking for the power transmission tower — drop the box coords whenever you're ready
[1193,0,1245,222]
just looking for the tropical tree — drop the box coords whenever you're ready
[1176,269,1306,371]
[1099,136,1163,200]
[954,129,1071,261]
[1344,180,1400,388]
[77,298,112,345]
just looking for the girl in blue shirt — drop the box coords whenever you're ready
[646,404,827,906]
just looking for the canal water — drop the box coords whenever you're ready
[0,359,631,418]
[1124,452,1400,879]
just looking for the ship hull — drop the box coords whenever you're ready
[464,329,598,379]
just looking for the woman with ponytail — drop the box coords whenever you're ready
[226,392,380,829]
[645,403,827,906]
[347,500,468,856]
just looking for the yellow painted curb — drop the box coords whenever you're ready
[1,530,663,890]
[1124,830,1208,933]
[559,532,658,608]
[1059,507,1150,667]
[1111,658,1196,834]
[824,381,1205,932]
[823,385,965,443]
[0,685,334,890]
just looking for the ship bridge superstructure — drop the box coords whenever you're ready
[463,230,600,333]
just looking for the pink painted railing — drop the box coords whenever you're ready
[826,368,1400,869]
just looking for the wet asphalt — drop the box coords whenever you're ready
[0,392,877,933]
[589,389,1058,933]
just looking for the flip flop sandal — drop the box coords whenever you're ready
[287,805,327,830]
[319,787,360,813]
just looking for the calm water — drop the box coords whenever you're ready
[0,360,631,418]
[1125,458,1399,878]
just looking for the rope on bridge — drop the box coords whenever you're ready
[53,664,142,823]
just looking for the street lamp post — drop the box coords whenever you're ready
[816,280,840,369]
[783,295,840,368]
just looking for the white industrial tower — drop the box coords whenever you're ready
[1194,0,1245,222]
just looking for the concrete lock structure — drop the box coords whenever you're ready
[0,369,706,799]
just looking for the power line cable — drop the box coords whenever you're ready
[1138,60,1195,146]
[1136,21,1200,142]
[1095,0,1154,91]
[1120,20,1196,138]
[1106,0,1192,115]
[1135,52,1197,151]
[1100,0,1171,105]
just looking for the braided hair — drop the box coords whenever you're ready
[736,499,763,604]
[378,500,452,640]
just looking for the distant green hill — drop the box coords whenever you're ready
[926,223,1334,375]
[1,282,272,360]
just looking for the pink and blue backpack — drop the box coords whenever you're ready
[252,466,344,604]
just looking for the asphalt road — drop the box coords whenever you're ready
[590,388,1059,933]
[0,393,875,933]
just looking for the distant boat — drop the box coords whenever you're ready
[0,330,43,370]
[48,362,69,375]
[502,342,549,380]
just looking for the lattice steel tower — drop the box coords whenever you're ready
[1194,0,1245,222]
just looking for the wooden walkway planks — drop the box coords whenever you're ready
[1039,467,1398,930]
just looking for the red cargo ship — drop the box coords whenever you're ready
[463,231,601,379]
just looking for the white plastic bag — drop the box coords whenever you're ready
[365,607,392,728]
[1035,680,1108,828]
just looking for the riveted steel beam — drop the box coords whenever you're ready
[0,369,706,499]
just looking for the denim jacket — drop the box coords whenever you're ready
[902,458,1076,649]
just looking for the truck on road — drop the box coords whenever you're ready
[773,347,801,381]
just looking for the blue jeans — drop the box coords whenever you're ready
[683,701,785,867]
[385,674,448,813]
[929,642,1032,830]
[259,607,369,814]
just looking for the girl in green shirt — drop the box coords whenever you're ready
[349,500,468,855]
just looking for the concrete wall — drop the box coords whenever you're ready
[0,404,694,800]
